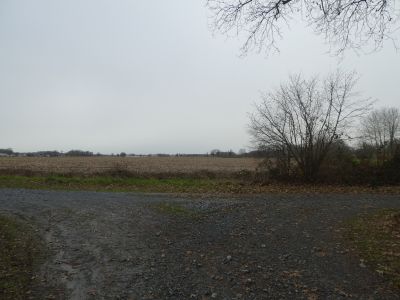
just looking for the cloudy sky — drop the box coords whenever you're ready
[0,1,399,154]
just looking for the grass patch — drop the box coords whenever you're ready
[1,174,400,195]
[152,202,202,218]
[345,209,400,288]
[0,215,43,299]
[0,174,240,194]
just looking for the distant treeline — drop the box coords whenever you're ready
[0,148,263,158]
[0,149,97,157]
[0,149,95,157]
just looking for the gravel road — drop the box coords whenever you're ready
[0,189,399,299]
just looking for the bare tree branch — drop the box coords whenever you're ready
[207,0,399,54]
[249,70,371,181]
[361,107,400,161]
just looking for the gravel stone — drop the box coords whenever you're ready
[0,188,399,299]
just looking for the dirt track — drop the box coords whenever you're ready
[0,189,399,299]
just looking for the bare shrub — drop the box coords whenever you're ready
[249,70,371,182]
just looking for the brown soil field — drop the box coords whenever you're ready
[0,156,262,176]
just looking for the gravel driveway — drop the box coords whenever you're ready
[0,188,399,299]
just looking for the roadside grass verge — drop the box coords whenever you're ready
[1,174,400,194]
[0,174,238,193]
[0,215,43,299]
[345,209,400,289]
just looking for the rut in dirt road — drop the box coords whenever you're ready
[0,188,399,299]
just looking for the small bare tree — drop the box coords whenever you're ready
[206,0,399,54]
[249,70,371,181]
[361,107,400,160]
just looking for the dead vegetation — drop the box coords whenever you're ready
[1,156,400,195]
[346,209,400,288]
[0,156,261,177]
[0,215,44,299]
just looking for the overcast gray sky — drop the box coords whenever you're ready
[0,0,399,154]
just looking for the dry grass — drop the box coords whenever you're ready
[0,215,44,299]
[0,156,261,177]
[346,209,400,288]
[2,157,400,195]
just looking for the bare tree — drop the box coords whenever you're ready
[206,0,399,54]
[361,107,400,160]
[249,70,371,181]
